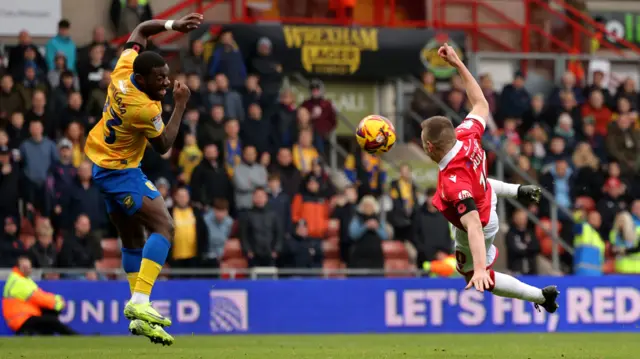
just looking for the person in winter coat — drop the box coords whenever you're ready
[411,188,452,265]
[240,74,262,113]
[208,74,245,122]
[57,214,103,273]
[190,144,234,210]
[332,185,358,263]
[268,147,302,199]
[606,114,640,175]
[181,39,207,78]
[498,71,531,121]
[267,173,292,236]
[270,90,297,147]
[249,37,283,111]
[208,29,247,91]
[20,121,59,217]
[45,20,77,72]
[0,74,27,123]
[66,161,108,233]
[239,187,283,266]
[233,146,268,211]
[505,209,540,275]
[291,175,330,239]
[0,216,26,268]
[0,146,20,222]
[300,79,336,144]
[28,219,58,269]
[348,195,387,271]
[388,163,418,242]
[241,103,275,155]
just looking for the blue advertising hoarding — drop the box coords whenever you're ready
[1,276,640,335]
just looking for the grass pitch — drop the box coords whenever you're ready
[0,333,636,359]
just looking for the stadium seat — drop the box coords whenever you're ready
[575,196,596,212]
[101,238,121,258]
[322,240,340,260]
[384,259,412,277]
[322,259,345,278]
[222,238,244,260]
[382,240,409,260]
[327,219,340,237]
[220,258,248,279]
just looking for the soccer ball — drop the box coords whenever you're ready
[355,115,397,155]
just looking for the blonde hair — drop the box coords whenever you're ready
[572,142,599,170]
[357,195,380,215]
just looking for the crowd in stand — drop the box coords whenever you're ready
[410,66,640,274]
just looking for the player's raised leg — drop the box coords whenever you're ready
[123,196,174,327]
[111,207,174,345]
[489,272,559,313]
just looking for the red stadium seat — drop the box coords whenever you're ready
[322,240,340,260]
[382,240,408,260]
[384,259,412,277]
[222,238,244,260]
[327,219,340,237]
[96,258,121,271]
[101,238,121,258]
[220,258,248,279]
[323,259,345,278]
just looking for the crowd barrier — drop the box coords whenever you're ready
[1,276,640,335]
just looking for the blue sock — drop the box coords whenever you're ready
[121,248,142,293]
[135,233,171,296]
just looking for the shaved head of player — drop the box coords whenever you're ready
[422,43,558,314]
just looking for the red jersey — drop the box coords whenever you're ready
[432,114,493,231]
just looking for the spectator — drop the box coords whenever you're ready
[553,113,576,152]
[501,118,522,146]
[344,149,386,198]
[292,129,320,176]
[47,53,79,90]
[233,146,267,211]
[78,44,109,101]
[86,70,111,123]
[410,71,441,121]
[571,142,604,201]
[241,74,262,112]
[155,177,173,210]
[613,97,639,128]
[49,138,76,224]
[511,155,539,186]
[185,73,205,112]
[291,175,329,238]
[241,103,275,155]
[170,188,205,269]
[283,107,324,151]
[58,92,89,133]
[222,118,243,177]
[287,219,323,269]
[480,73,499,116]
[179,108,199,149]
[141,147,175,185]
[271,90,297,147]
[8,30,47,76]
[7,112,27,150]
[110,0,153,37]
[268,147,302,199]
[57,214,103,275]
[347,195,387,270]
[0,146,19,221]
[201,199,233,269]
[614,77,639,111]
[332,185,358,262]
[249,37,283,110]
[540,158,574,218]
[0,216,25,267]
[267,173,292,236]
[180,39,207,78]
[197,104,226,149]
[597,177,628,238]
[521,94,545,136]
[51,71,77,115]
[609,200,640,274]
[411,188,452,266]
[78,26,115,66]
[208,74,244,122]
[389,163,417,242]
[505,209,540,275]
[0,74,27,123]
[498,71,531,120]
[24,90,50,134]
[16,63,48,109]
[542,136,568,170]
[191,144,234,210]
[301,79,337,148]
[68,161,108,234]
[208,29,247,91]
[45,20,76,72]
[578,116,607,162]
[29,219,57,269]
[240,187,283,266]
[309,158,334,198]
[178,133,203,185]
[66,122,86,168]
[445,89,468,119]
[581,90,612,137]
[21,121,58,216]
[583,69,612,107]
[548,71,585,109]
[606,114,640,175]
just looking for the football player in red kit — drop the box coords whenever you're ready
[421,43,559,313]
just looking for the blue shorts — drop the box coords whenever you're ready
[91,163,160,216]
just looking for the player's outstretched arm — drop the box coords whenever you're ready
[437,43,489,121]
[127,13,203,48]
[149,81,190,154]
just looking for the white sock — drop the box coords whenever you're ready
[492,271,545,304]
[488,179,519,198]
[130,292,150,304]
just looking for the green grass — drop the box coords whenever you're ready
[0,333,636,359]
